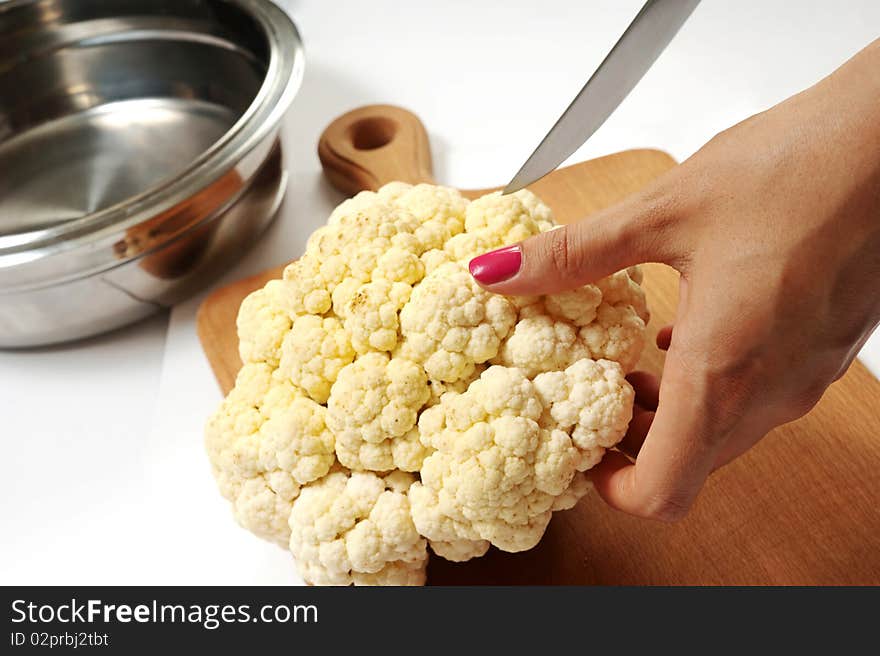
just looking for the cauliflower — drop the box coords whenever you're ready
[494,269,647,376]
[327,353,430,472]
[342,280,411,354]
[278,315,354,404]
[236,280,292,367]
[398,262,517,382]
[307,201,424,284]
[387,183,467,251]
[288,470,428,586]
[206,181,649,585]
[409,366,583,553]
[443,189,554,263]
[205,363,333,546]
[279,258,335,317]
[533,358,634,471]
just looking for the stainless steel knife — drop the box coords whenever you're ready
[504,0,700,194]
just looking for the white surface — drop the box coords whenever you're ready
[2,0,879,584]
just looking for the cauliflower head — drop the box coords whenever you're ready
[206,181,649,585]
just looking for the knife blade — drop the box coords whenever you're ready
[504,0,700,194]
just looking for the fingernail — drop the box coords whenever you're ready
[468,245,522,285]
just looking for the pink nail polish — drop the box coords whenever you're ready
[469,245,522,285]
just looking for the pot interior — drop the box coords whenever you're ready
[0,0,271,237]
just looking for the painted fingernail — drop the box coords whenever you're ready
[468,245,522,285]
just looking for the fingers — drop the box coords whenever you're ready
[590,354,721,522]
[617,407,654,459]
[626,371,660,410]
[469,189,682,295]
[617,371,660,459]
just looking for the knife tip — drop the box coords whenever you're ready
[501,175,528,196]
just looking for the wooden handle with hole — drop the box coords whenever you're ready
[317,105,436,194]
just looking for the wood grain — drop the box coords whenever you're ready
[198,105,880,585]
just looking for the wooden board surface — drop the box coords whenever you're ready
[198,105,880,585]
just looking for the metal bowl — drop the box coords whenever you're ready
[0,0,304,347]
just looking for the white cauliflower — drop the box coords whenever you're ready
[278,315,354,404]
[236,280,292,367]
[279,258,335,317]
[390,183,468,251]
[205,363,333,546]
[206,182,649,585]
[409,366,585,554]
[464,191,551,244]
[533,358,634,471]
[288,470,428,586]
[326,353,430,472]
[398,262,516,382]
[577,302,646,373]
[494,314,590,378]
[441,190,554,264]
[307,201,424,284]
[342,280,411,354]
[495,268,647,376]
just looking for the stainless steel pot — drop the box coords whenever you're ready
[0,0,304,347]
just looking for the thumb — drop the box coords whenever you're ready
[468,190,679,295]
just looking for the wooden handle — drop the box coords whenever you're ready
[318,104,435,195]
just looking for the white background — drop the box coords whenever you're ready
[2,0,879,584]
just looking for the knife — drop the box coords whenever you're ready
[504,0,700,194]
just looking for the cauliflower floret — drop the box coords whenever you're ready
[342,280,411,354]
[327,353,430,471]
[373,247,425,285]
[307,201,424,284]
[236,280,292,366]
[463,191,548,245]
[410,366,581,554]
[376,181,413,203]
[258,397,337,483]
[326,189,381,225]
[208,374,334,488]
[206,364,301,475]
[398,262,516,382]
[278,315,355,404]
[428,538,491,562]
[596,268,650,323]
[441,191,554,264]
[420,248,452,274]
[206,364,335,546]
[278,258,334,317]
[215,471,301,547]
[494,314,590,378]
[438,364,543,429]
[390,183,468,250]
[443,230,503,264]
[533,358,634,470]
[511,188,556,230]
[496,281,646,376]
[543,285,603,326]
[551,471,592,511]
[288,470,428,586]
[577,302,646,373]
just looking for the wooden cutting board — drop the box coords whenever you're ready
[198,105,880,585]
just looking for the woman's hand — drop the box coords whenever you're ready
[469,39,880,521]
